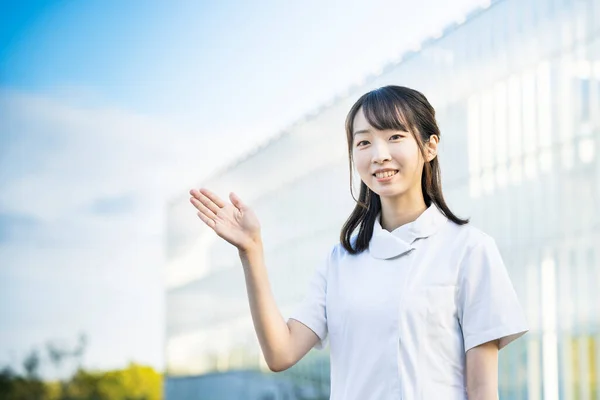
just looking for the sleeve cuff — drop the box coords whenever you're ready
[288,316,328,350]
[464,324,529,352]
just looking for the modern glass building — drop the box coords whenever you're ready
[165,0,600,398]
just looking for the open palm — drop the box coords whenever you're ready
[189,188,261,251]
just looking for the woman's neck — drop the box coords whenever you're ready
[379,193,428,232]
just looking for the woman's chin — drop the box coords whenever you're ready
[371,186,408,199]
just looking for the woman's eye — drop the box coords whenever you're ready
[356,140,369,147]
[390,135,403,140]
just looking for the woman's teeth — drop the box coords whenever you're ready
[374,170,398,178]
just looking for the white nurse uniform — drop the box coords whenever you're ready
[289,204,528,400]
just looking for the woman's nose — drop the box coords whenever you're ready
[371,143,391,164]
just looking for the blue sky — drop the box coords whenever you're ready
[0,0,485,377]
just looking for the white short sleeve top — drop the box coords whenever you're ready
[289,204,529,400]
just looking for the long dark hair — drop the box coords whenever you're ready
[340,85,469,254]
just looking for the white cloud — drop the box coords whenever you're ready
[0,89,240,375]
[1,89,208,222]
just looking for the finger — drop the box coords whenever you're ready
[190,197,217,220]
[195,191,222,215]
[196,210,216,228]
[190,188,223,215]
[229,192,246,211]
[189,188,204,199]
[199,188,226,208]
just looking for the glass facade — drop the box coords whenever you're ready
[165,0,600,398]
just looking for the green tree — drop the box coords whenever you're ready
[97,363,162,400]
[0,349,47,400]
[1,334,163,400]
[48,363,162,400]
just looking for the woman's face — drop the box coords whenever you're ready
[351,107,431,200]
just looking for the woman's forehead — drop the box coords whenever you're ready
[353,107,410,135]
[354,103,411,134]
[352,107,371,133]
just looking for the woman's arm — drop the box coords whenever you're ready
[466,339,499,400]
[240,244,321,371]
[190,188,319,372]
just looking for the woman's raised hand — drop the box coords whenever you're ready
[189,188,261,252]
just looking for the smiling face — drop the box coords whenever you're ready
[340,86,455,253]
[351,106,430,200]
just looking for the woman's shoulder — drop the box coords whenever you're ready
[443,218,496,251]
[326,236,362,263]
[329,238,354,259]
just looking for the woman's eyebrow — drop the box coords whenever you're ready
[353,128,371,136]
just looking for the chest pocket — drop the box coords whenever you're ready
[419,285,458,337]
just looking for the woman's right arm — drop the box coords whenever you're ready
[239,243,320,371]
[189,188,319,372]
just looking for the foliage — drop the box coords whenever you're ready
[55,363,162,400]
[0,334,162,400]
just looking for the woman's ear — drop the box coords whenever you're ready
[425,135,439,162]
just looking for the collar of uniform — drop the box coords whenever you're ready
[369,204,448,260]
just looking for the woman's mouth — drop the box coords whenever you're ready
[373,170,398,179]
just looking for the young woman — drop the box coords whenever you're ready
[189,85,528,400]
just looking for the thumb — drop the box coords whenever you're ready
[229,192,246,210]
